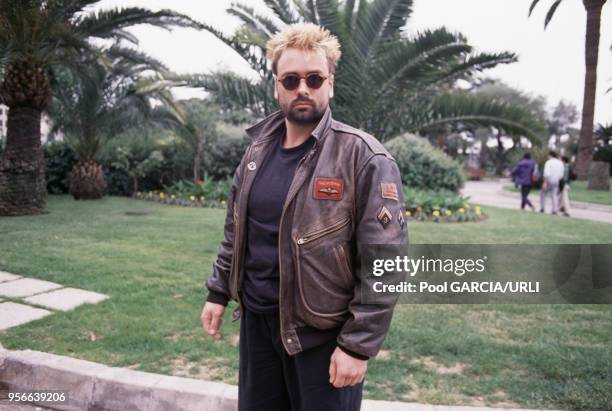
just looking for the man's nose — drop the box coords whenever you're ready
[297,78,310,95]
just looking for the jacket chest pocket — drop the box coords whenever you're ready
[294,216,353,318]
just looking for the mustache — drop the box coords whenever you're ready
[292,97,315,107]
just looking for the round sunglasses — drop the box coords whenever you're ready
[277,73,328,91]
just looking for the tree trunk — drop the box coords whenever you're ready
[0,107,48,215]
[69,160,107,200]
[495,134,504,175]
[193,152,201,182]
[575,0,607,178]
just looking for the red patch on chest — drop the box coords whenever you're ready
[313,177,344,201]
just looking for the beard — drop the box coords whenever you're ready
[283,98,326,125]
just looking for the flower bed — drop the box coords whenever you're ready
[133,181,485,223]
[404,188,485,223]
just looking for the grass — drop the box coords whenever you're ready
[0,195,611,410]
[503,180,612,206]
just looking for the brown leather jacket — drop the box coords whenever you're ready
[205,106,408,359]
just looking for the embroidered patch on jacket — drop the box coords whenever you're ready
[381,182,399,201]
[313,177,344,201]
[377,206,392,227]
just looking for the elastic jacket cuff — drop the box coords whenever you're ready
[338,344,370,361]
[206,289,229,306]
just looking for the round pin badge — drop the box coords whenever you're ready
[247,161,257,171]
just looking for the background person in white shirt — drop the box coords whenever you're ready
[540,151,564,215]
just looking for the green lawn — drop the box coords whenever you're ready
[503,180,612,206]
[0,196,610,410]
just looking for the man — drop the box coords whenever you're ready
[510,152,536,211]
[200,22,408,411]
[558,155,573,217]
[539,150,564,215]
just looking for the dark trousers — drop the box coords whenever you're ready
[238,305,363,411]
[520,185,533,209]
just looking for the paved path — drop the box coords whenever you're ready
[461,179,612,224]
[0,271,108,330]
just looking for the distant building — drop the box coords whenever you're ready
[0,104,62,143]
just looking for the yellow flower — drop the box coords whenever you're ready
[406,210,412,216]
[190,196,195,201]
[432,210,440,217]
[459,208,465,213]
[160,193,165,199]
[200,196,205,201]
[220,200,226,205]
[445,210,452,216]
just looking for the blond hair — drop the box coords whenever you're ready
[266,23,341,75]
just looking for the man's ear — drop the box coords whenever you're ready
[273,78,279,99]
[329,74,334,98]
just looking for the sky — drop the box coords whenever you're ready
[95,0,612,124]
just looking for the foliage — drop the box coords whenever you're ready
[183,0,544,141]
[385,133,465,191]
[203,123,250,180]
[135,178,233,208]
[0,1,205,86]
[49,46,183,163]
[43,140,78,194]
[403,187,484,222]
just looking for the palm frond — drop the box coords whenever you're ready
[75,8,205,39]
[410,92,546,142]
[528,0,542,16]
[544,0,563,28]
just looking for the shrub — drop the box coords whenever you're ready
[594,145,612,176]
[385,133,465,191]
[43,140,78,194]
[203,125,250,180]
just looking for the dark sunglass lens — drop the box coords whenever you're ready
[306,74,324,89]
[281,75,300,90]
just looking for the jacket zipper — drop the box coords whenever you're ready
[230,143,254,321]
[278,141,318,352]
[294,216,351,318]
[296,216,351,245]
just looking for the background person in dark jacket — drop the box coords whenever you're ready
[558,156,572,217]
[511,152,536,211]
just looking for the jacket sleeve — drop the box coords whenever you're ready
[205,148,248,306]
[336,153,409,359]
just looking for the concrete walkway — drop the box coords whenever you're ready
[461,179,612,224]
[0,271,108,330]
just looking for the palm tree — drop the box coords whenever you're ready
[182,0,544,143]
[172,99,220,183]
[0,1,204,215]
[529,0,609,178]
[49,46,184,200]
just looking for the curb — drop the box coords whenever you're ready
[0,348,558,411]
[496,189,612,213]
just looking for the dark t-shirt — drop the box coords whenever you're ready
[241,129,315,313]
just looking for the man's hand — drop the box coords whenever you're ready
[329,347,367,388]
[201,301,226,341]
